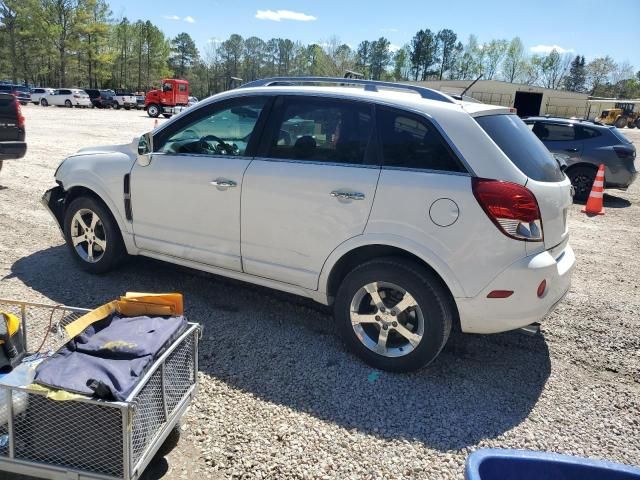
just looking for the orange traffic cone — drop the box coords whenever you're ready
[581,164,605,215]
[153,119,158,128]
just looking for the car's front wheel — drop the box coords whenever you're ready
[64,99,72,108]
[40,99,48,107]
[147,104,160,117]
[63,196,125,273]
[334,257,452,372]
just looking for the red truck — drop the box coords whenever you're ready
[144,79,189,118]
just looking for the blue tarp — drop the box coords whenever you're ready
[34,314,186,401]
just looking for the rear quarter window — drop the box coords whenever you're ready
[610,127,632,144]
[476,114,565,182]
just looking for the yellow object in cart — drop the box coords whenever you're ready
[64,292,184,339]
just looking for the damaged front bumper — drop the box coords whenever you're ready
[41,186,66,237]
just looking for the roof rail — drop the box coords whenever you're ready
[239,76,456,104]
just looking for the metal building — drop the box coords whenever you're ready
[408,79,593,118]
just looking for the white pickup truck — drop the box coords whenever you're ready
[112,91,136,110]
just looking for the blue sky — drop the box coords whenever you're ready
[109,0,639,68]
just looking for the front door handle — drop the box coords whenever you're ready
[330,190,365,201]
[210,178,237,188]
[565,148,579,153]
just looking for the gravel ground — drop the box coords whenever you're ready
[0,106,639,480]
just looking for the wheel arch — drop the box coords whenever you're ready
[564,161,598,175]
[60,184,136,253]
[323,242,461,330]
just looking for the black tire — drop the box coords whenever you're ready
[147,103,160,117]
[64,99,72,108]
[162,114,172,119]
[124,106,130,110]
[0,160,3,173]
[40,98,48,107]
[20,101,27,106]
[614,116,627,128]
[628,123,636,129]
[63,196,126,274]
[155,423,181,457]
[635,118,640,129]
[334,257,452,372]
[567,165,597,201]
[113,102,120,110]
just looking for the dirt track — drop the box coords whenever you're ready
[0,106,639,479]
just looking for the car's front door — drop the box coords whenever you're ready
[130,96,269,270]
[241,95,380,289]
[532,121,583,162]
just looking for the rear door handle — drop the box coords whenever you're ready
[565,148,579,153]
[210,178,237,188]
[330,190,365,201]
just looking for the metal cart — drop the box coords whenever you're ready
[0,299,200,480]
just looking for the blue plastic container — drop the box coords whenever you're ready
[465,449,640,480]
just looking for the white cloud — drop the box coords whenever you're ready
[389,44,401,53]
[530,44,574,54]
[163,14,195,23]
[255,9,316,22]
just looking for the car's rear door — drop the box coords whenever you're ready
[130,96,270,270]
[241,95,380,289]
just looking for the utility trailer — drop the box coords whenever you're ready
[0,299,200,480]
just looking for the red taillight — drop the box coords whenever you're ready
[613,146,635,159]
[472,178,543,242]
[487,290,514,298]
[15,99,25,130]
[537,280,547,298]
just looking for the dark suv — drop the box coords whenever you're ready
[524,117,637,200]
[84,89,114,109]
[0,92,27,172]
[0,84,31,105]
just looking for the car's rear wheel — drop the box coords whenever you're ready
[334,257,452,372]
[567,165,597,201]
[628,122,636,129]
[40,99,48,107]
[63,196,125,273]
[113,102,120,110]
[635,118,640,129]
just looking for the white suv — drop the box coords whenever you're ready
[41,89,91,108]
[42,77,575,371]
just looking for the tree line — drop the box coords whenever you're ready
[1,0,638,100]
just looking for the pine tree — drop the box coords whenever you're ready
[564,55,586,92]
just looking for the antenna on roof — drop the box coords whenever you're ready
[461,74,482,98]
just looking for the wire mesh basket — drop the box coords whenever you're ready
[0,299,200,480]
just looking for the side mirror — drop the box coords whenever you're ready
[137,132,153,166]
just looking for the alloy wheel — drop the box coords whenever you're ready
[70,208,107,263]
[349,281,424,358]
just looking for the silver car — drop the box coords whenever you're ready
[524,117,637,200]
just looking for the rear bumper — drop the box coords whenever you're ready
[41,186,66,236]
[456,242,575,334]
[0,141,27,160]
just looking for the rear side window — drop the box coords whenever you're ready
[532,122,576,141]
[476,114,565,182]
[268,97,373,165]
[579,126,601,139]
[377,107,465,172]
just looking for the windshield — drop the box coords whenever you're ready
[476,114,565,182]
